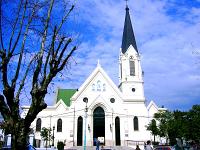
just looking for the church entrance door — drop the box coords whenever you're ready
[93,106,105,146]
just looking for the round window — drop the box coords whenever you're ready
[132,88,136,92]
[110,98,115,103]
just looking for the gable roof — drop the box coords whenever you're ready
[56,89,76,106]
[147,100,159,111]
[71,63,123,101]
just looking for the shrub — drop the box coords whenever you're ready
[57,141,65,150]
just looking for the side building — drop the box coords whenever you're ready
[22,4,166,149]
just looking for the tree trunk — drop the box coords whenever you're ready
[11,121,29,150]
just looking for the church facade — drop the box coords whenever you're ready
[22,5,165,149]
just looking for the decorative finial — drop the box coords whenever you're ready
[125,0,129,10]
[97,59,101,67]
[125,0,128,6]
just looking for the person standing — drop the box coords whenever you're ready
[145,140,153,150]
[96,138,100,150]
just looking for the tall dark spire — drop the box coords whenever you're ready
[121,5,138,54]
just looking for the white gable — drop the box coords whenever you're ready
[147,100,159,117]
[71,64,123,102]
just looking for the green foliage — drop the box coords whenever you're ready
[154,110,173,139]
[146,119,159,143]
[40,127,52,148]
[186,105,200,141]
[57,141,65,150]
[152,105,200,145]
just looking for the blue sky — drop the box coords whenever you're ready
[44,0,200,111]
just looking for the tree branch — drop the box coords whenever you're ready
[10,0,28,55]
[53,36,65,60]
[0,95,11,121]
[57,46,77,72]
[11,3,36,90]
[41,26,57,85]
[0,0,5,50]
[57,38,72,65]
[32,0,54,87]
[8,0,23,52]
[55,4,74,36]
[15,55,37,103]
[1,51,9,89]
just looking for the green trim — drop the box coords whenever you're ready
[57,89,76,106]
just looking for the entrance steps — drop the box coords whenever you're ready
[65,146,134,150]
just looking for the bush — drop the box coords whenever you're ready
[57,141,65,150]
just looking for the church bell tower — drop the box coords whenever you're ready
[119,5,145,102]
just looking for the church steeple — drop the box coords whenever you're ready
[119,3,144,102]
[121,5,138,54]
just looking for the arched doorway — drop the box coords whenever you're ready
[115,116,121,146]
[93,106,105,145]
[77,116,83,146]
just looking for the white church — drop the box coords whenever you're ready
[22,5,166,149]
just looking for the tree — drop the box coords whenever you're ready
[146,119,159,144]
[154,111,173,144]
[0,0,77,149]
[40,127,52,149]
[168,110,187,145]
[154,110,185,145]
[186,105,200,141]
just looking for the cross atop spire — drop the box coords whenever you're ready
[125,0,128,7]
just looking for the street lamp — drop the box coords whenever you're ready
[83,97,88,150]
[52,126,55,147]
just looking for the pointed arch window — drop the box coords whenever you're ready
[92,84,95,91]
[36,118,41,132]
[133,116,139,131]
[57,118,62,132]
[115,116,121,146]
[77,116,83,146]
[130,60,135,76]
[120,63,122,79]
[103,84,106,91]
[97,80,101,91]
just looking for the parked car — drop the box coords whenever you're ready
[154,145,173,150]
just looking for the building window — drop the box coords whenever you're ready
[92,84,95,91]
[103,84,106,91]
[77,116,83,146]
[97,80,101,91]
[132,88,135,92]
[36,118,41,132]
[133,116,139,131]
[120,63,122,79]
[129,60,135,76]
[110,98,115,103]
[115,116,121,146]
[57,118,62,132]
